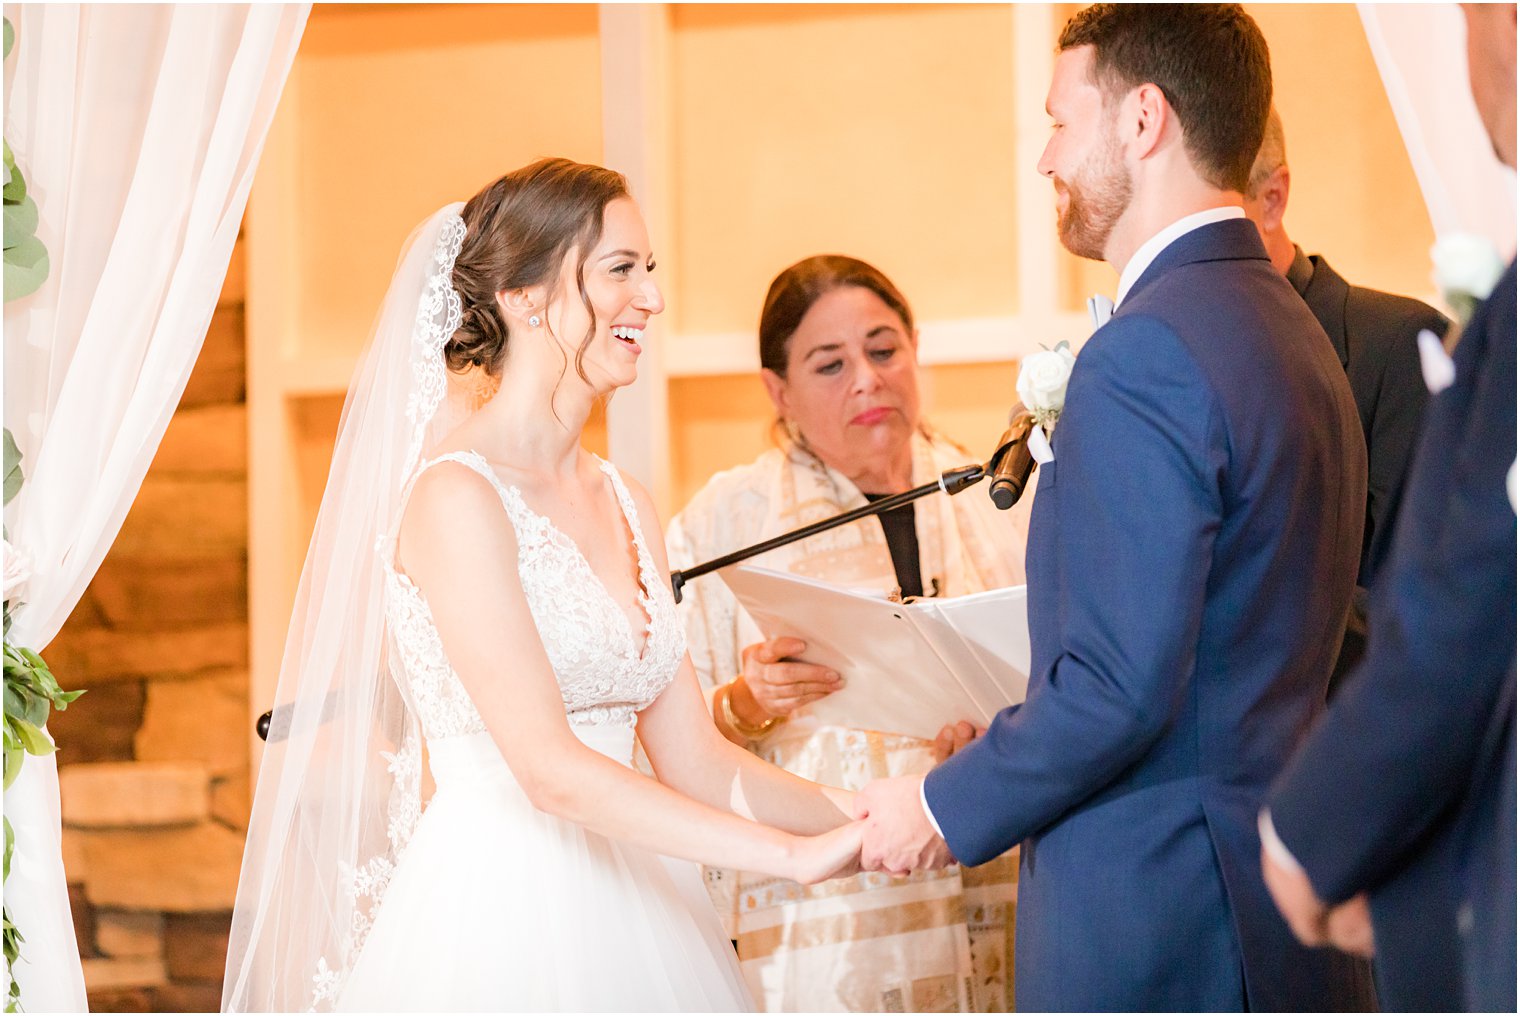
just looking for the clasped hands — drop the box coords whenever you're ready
[849,773,956,876]
[848,719,976,875]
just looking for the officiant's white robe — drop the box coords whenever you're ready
[667,430,1029,1012]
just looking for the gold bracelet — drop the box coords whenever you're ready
[719,681,782,739]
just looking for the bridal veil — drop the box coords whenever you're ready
[222,205,471,1012]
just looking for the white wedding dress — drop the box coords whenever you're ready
[334,450,753,1012]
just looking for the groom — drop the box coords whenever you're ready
[856,5,1376,1010]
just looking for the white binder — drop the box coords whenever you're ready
[718,565,1031,741]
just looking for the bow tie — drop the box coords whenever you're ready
[1088,294,1115,331]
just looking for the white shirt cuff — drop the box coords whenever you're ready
[920,778,946,838]
[1258,807,1305,875]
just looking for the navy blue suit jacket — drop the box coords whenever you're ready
[925,219,1376,1011]
[1268,261,1517,1012]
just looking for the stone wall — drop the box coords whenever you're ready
[46,240,249,1013]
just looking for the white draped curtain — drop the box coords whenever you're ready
[1,4,308,1010]
[1358,3,1518,260]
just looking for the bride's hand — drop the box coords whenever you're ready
[788,821,865,885]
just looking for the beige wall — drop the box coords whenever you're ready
[1251,3,1435,297]
[288,4,604,364]
[249,2,1439,712]
[670,3,1021,333]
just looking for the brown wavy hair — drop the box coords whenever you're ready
[446,158,629,383]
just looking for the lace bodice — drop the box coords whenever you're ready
[383,451,686,738]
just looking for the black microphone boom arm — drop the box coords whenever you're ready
[669,463,985,603]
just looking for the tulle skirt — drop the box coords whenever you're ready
[337,725,753,1012]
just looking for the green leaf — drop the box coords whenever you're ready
[19,691,46,729]
[3,816,12,882]
[3,233,48,302]
[2,159,23,205]
[2,743,21,790]
[12,719,53,757]
[2,140,12,175]
[1,430,17,505]
[3,18,13,61]
[52,687,83,709]
[2,682,22,721]
[3,195,37,251]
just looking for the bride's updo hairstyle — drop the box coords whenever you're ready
[447,157,630,380]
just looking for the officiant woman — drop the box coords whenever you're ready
[666,254,1027,1012]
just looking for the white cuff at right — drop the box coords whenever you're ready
[920,779,946,839]
[1258,807,1306,875]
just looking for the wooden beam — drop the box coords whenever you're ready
[598,3,675,516]
[244,61,304,770]
[1014,4,1061,320]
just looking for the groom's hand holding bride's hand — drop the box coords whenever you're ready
[854,776,954,876]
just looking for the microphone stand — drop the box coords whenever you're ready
[256,420,1038,740]
[670,463,985,604]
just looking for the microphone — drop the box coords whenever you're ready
[987,410,1037,510]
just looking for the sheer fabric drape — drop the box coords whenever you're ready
[1,5,307,1009]
[1357,3,1517,259]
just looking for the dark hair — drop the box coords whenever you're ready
[1058,4,1272,193]
[757,255,915,378]
[446,157,629,380]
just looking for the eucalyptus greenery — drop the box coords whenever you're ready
[3,17,48,304]
[3,18,81,1010]
[2,428,81,1014]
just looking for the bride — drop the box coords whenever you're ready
[222,159,863,1012]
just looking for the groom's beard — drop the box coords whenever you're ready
[1055,130,1133,262]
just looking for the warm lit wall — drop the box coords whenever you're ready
[669,3,1021,333]
[1250,3,1435,298]
[289,4,604,364]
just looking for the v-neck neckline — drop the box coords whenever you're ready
[478,453,658,663]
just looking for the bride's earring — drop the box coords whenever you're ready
[528,313,542,328]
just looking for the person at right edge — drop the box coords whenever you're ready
[1262,4,1518,1012]
[1241,109,1449,696]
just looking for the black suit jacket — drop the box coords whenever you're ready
[1288,249,1448,691]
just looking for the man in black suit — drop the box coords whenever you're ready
[1242,109,1448,695]
[1260,4,1517,1012]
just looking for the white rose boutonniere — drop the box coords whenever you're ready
[1017,341,1076,433]
[1432,232,1505,331]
